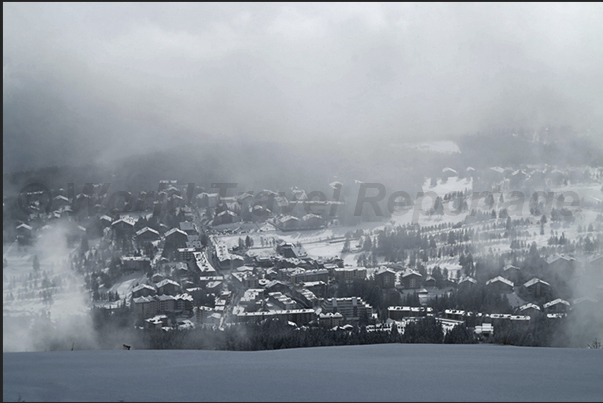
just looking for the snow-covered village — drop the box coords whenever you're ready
[4,145,603,352]
[5,3,603,402]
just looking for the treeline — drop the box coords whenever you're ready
[489,315,563,347]
[90,305,586,351]
[139,317,475,351]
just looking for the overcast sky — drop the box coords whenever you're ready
[4,3,603,172]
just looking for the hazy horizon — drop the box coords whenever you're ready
[4,3,603,173]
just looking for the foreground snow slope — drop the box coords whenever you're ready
[3,344,603,402]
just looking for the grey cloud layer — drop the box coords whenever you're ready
[4,3,603,172]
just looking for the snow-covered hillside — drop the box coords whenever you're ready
[4,344,603,402]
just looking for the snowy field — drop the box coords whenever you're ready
[4,344,603,402]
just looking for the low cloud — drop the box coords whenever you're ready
[4,3,603,172]
[3,222,98,352]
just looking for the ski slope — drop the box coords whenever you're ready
[4,344,603,402]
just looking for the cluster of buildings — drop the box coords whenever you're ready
[107,215,603,333]
[8,175,602,342]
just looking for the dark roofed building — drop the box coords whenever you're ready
[546,255,577,277]
[401,270,422,289]
[136,227,160,242]
[423,276,436,288]
[458,276,477,290]
[523,278,551,299]
[485,276,514,294]
[276,242,307,259]
[16,223,32,238]
[518,303,541,317]
[276,215,300,231]
[179,221,198,235]
[265,280,292,294]
[374,267,396,289]
[213,210,241,226]
[543,298,570,314]
[302,214,326,230]
[111,217,135,233]
[156,279,181,296]
[132,284,157,299]
[164,228,188,249]
[503,265,521,283]
[321,297,373,323]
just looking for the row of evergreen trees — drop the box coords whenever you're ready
[140,317,475,351]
